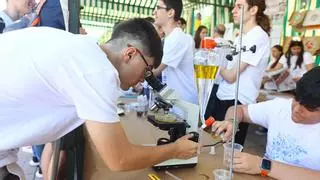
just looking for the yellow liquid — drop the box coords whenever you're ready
[194,65,219,79]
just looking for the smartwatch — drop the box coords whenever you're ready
[260,158,272,177]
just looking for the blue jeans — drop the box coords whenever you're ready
[32,145,45,161]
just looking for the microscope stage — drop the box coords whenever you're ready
[147,114,187,131]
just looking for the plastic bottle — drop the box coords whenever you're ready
[201,116,216,129]
[137,95,148,117]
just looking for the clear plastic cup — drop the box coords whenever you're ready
[213,169,232,180]
[223,143,243,168]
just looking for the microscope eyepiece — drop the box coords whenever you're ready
[144,70,166,92]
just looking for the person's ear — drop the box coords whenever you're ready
[250,5,258,16]
[123,47,136,63]
[167,9,175,19]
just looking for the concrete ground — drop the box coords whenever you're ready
[18,124,267,180]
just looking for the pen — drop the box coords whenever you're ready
[148,173,160,180]
[202,140,223,147]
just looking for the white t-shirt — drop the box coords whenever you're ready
[162,27,198,104]
[275,53,314,92]
[0,12,19,167]
[0,27,120,166]
[217,26,270,104]
[213,37,231,84]
[279,52,314,78]
[249,98,320,170]
[266,57,278,70]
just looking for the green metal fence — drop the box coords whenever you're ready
[80,0,156,26]
[80,0,234,27]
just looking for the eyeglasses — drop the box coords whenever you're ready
[127,44,153,71]
[156,5,169,10]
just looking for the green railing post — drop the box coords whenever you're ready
[69,0,80,34]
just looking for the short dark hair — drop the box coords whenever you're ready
[144,17,155,23]
[110,18,163,68]
[178,17,186,25]
[295,66,320,110]
[113,21,122,30]
[163,0,183,21]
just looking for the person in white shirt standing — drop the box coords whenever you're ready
[152,0,198,114]
[0,18,198,179]
[212,24,228,44]
[177,17,186,31]
[212,24,231,83]
[206,0,271,146]
[213,67,320,179]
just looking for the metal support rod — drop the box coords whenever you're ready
[69,0,80,34]
[229,4,244,180]
[51,139,61,180]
